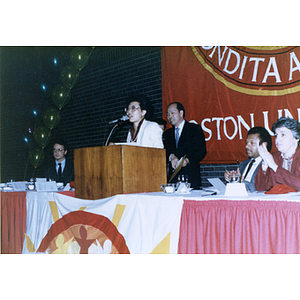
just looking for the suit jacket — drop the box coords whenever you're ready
[163,121,206,189]
[255,147,300,191]
[126,120,163,148]
[239,158,261,192]
[44,157,74,185]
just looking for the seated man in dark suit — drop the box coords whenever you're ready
[44,138,74,185]
[163,102,207,189]
[224,126,272,192]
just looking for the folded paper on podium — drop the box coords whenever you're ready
[74,145,167,200]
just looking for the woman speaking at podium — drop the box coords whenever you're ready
[125,94,164,149]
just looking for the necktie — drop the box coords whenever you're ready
[175,127,180,148]
[57,163,62,181]
[243,159,255,180]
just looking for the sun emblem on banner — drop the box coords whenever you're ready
[24,202,172,254]
[24,203,130,254]
[36,210,130,254]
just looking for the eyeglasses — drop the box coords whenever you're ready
[125,105,141,113]
[53,148,64,152]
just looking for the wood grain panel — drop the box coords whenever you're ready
[74,145,166,200]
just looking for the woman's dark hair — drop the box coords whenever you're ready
[272,117,300,145]
[126,93,154,120]
[247,126,272,152]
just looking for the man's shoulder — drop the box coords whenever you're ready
[239,158,251,167]
[164,126,173,135]
[183,121,204,137]
[46,158,56,166]
[65,157,74,165]
[183,121,201,129]
[163,127,174,144]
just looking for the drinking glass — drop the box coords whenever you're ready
[229,172,240,183]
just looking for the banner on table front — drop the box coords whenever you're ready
[22,192,183,254]
[161,46,300,163]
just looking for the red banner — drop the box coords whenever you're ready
[161,46,300,163]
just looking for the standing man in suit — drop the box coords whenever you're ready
[224,126,272,192]
[44,138,74,185]
[163,102,207,189]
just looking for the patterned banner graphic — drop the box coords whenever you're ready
[22,192,183,254]
[161,46,300,163]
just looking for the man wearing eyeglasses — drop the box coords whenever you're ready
[44,138,74,185]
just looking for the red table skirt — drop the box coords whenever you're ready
[178,200,300,254]
[1,192,27,254]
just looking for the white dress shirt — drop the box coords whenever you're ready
[55,158,66,174]
[169,120,186,161]
[176,119,185,139]
[242,156,262,182]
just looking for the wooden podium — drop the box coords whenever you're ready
[74,145,167,200]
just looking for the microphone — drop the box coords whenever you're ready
[109,115,129,124]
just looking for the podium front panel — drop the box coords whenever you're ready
[122,146,167,194]
[74,145,166,200]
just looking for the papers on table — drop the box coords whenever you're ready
[35,181,58,192]
[36,178,47,182]
[207,178,248,197]
[115,142,144,147]
[1,180,72,192]
[10,182,28,191]
[207,178,226,194]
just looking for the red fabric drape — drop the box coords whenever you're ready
[178,200,300,254]
[161,46,300,164]
[1,192,27,254]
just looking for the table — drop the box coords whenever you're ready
[178,199,300,254]
[152,190,300,254]
[3,189,300,254]
[1,190,75,254]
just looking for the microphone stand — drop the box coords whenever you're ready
[105,123,119,146]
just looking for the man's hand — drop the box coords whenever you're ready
[224,168,241,182]
[170,154,179,169]
[170,155,189,169]
[182,158,189,167]
[224,170,231,182]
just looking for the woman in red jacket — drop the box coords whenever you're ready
[255,117,300,192]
